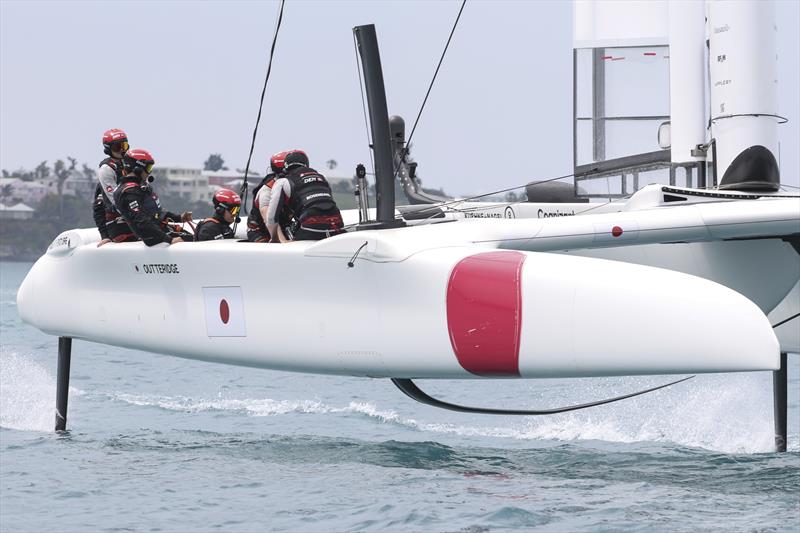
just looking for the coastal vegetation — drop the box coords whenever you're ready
[0,156,402,260]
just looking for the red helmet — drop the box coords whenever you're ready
[213,189,242,215]
[122,148,155,178]
[284,150,309,169]
[102,128,129,156]
[269,150,291,173]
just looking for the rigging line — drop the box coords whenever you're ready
[235,0,285,233]
[573,194,633,215]
[772,312,799,329]
[393,171,577,220]
[391,0,467,185]
[779,183,800,190]
[353,32,375,177]
[407,195,630,228]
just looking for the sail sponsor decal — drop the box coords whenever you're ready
[464,211,503,219]
[203,286,246,337]
[537,208,575,218]
[446,251,525,377]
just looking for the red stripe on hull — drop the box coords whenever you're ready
[446,251,525,376]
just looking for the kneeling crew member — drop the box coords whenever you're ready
[195,189,241,241]
[114,148,189,246]
[266,150,343,242]
[247,151,289,242]
[95,128,136,246]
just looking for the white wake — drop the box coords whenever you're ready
[0,350,82,432]
[108,371,788,454]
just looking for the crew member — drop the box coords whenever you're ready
[266,150,344,241]
[247,150,289,242]
[195,189,241,241]
[114,148,191,246]
[95,128,136,246]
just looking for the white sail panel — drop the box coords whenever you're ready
[573,0,669,49]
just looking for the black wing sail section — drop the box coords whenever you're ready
[391,376,694,415]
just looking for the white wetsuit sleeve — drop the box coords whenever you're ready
[266,178,291,238]
[97,165,118,206]
[257,185,273,225]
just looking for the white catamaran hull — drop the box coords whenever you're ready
[17,226,778,378]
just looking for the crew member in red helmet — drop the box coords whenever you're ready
[195,189,241,241]
[94,128,136,246]
[267,150,343,241]
[114,149,191,246]
[246,150,290,243]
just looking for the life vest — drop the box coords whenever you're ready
[194,216,234,241]
[284,167,337,222]
[194,217,218,241]
[98,157,126,216]
[247,175,277,230]
[99,157,126,183]
[116,182,164,223]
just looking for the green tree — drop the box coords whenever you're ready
[35,161,50,180]
[203,154,228,171]
[82,163,96,181]
[53,157,77,220]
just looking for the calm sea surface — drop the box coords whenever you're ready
[1,260,798,532]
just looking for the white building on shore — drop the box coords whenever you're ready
[0,202,35,220]
[0,178,50,205]
[151,167,209,203]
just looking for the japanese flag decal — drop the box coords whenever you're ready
[203,286,247,337]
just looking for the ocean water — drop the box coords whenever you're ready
[1,260,798,532]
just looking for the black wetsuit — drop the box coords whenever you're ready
[194,214,235,241]
[246,174,276,242]
[93,157,135,242]
[114,181,185,246]
[273,166,343,241]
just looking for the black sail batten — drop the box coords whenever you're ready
[391,376,694,415]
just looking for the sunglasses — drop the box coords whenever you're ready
[120,141,130,152]
[230,205,240,216]
[144,163,154,174]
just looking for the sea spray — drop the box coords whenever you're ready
[0,350,59,432]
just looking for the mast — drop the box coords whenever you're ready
[353,24,405,229]
[708,1,781,191]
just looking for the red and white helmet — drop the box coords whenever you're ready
[122,148,155,178]
[102,128,129,155]
[213,189,242,215]
[269,150,291,174]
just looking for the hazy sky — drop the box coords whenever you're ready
[1,0,798,195]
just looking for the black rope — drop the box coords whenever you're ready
[392,0,467,185]
[236,0,285,233]
[773,312,799,329]
[710,113,789,125]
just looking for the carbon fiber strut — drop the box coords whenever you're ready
[391,376,694,415]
